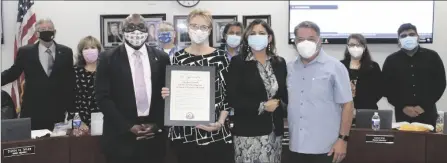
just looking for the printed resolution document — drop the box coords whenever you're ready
[169,70,211,121]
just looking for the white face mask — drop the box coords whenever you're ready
[124,30,149,47]
[189,29,209,44]
[226,35,241,48]
[296,40,318,59]
[348,47,365,58]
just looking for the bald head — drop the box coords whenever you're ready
[122,14,147,32]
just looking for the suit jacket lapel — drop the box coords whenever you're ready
[50,42,64,77]
[118,45,134,89]
[146,46,159,82]
[32,42,49,77]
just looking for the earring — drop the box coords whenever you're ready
[268,44,271,51]
[247,46,250,52]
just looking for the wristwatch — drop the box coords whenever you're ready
[338,134,349,142]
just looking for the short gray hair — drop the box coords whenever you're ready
[123,14,146,29]
[158,21,175,32]
[294,21,320,37]
[35,18,55,31]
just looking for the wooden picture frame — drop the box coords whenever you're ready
[210,15,238,47]
[173,15,191,48]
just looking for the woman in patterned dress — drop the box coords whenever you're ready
[227,19,288,163]
[68,36,102,132]
[161,9,234,163]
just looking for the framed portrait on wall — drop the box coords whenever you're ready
[173,15,191,48]
[100,14,166,49]
[242,15,271,28]
[210,15,238,47]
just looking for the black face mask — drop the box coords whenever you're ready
[39,31,55,42]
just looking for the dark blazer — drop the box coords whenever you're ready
[341,60,382,109]
[1,42,75,130]
[95,44,170,157]
[227,55,288,137]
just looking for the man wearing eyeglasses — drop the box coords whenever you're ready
[95,13,171,163]
[383,23,446,130]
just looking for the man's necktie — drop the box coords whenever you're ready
[46,49,54,76]
[133,51,149,114]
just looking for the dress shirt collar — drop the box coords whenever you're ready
[39,42,56,54]
[295,49,328,65]
[125,43,148,57]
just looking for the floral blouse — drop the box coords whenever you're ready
[68,66,99,125]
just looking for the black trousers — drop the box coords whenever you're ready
[106,116,167,163]
[171,140,234,163]
[289,152,333,163]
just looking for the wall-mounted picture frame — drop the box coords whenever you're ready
[173,15,191,48]
[210,15,238,47]
[100,14,166,49]
[242,15,271,28]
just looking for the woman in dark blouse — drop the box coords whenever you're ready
[341,34,382,110]
[68,36,102,127]
[227,19,287,163]
[161,9,233,163]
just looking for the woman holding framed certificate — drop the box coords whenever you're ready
[227,19,288,163]
[161,9,234,163]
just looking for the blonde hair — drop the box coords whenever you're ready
[158,21,175,32]
[187,9,213,27]
[76,36,102,66]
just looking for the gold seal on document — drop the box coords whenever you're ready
[186,112,194,119]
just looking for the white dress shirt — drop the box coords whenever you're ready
[125,44,152,116]
[38,43,56,75]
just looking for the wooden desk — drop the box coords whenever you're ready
[344,129,426,163]
[69,136,106,163]
[426,133,447,163]
[1,137,70,163]
[2,130,447,163]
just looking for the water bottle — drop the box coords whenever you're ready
[371,112,380,131]
[72,113,82,129]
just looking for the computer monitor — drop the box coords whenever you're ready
[355,109,393,129]
[1,118,31,142]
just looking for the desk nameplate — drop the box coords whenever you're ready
[365,134,395,144]
[2,145,36,157]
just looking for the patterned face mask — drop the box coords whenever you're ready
[124,30,149,47]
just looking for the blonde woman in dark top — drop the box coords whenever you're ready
[161,9,233,163]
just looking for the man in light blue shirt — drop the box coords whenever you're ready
[287,21,354,163]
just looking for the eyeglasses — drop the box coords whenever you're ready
[123,23,148,32]
[189,24,210,31]
[399,32,417,38]
[347,44,364,48]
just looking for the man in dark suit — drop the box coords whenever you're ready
[95,13,170,163]
[1,18,75,130]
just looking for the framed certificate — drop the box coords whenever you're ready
[164,65,216,126]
